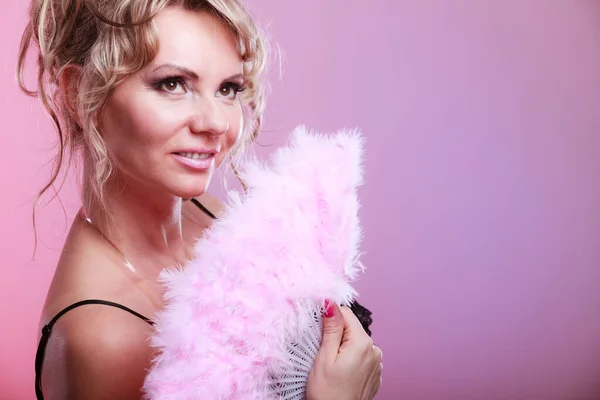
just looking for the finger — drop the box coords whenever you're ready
[339,305,370,344]
[368,374,382,400]
[319,300,345,362]
[372,345,383,362]
[369,367,383,399]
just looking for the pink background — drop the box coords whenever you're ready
[2,1,600,399]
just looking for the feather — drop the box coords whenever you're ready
[143,125,366,400]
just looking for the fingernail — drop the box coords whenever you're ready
[324,299,335,318]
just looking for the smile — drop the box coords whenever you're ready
[172,152,216,171]
[176,152,212,160]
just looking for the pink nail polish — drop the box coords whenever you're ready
[324,299,334,318]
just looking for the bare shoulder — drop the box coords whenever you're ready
[39,217,157,399]
[46,303,155,400]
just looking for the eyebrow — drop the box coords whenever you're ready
[152,64,243,82]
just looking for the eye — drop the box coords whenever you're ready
[217,82,246,100]
[153,77,187,94]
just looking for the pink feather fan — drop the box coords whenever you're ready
[144,125,366,400]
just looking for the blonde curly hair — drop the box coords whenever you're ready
[17,0,269,238]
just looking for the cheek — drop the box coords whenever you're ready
[102,91,183,157]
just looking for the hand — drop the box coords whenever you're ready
[306,301,383,400]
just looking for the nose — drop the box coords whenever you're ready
[189,99,229,137]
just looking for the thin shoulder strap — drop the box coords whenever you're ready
[35,299,153,400]
[190,198,217,220]
[44,299,154,328]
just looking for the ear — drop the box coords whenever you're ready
[58,64,83,127]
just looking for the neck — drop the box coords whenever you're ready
[83,174,190,281]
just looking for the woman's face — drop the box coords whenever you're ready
[99,6,244,198]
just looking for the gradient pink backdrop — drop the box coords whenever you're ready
[2,1,599,399]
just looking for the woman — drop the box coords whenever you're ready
[18,1,382,399]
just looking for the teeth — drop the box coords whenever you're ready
[181,152,211,159]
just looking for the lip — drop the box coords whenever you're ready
[173,147,219,155]
[172,148,218,171]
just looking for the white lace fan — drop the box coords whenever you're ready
[267,300,326,399]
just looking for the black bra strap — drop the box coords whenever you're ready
[35,299,153,400]
[190,198,217,220]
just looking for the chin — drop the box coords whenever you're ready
[169,177,212,199]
